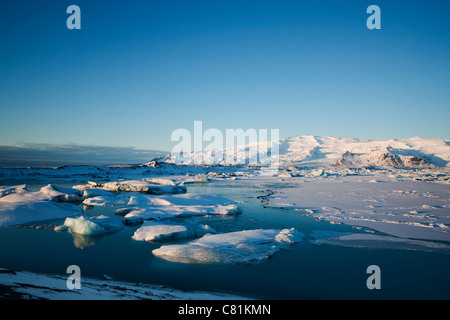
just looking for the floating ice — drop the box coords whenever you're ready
[74,178,186,195]
[121,193,242,222]
[132,221,215,242]
[152,228,303,265]
[56,215,124,235]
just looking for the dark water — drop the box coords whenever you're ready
[0,179,449,299]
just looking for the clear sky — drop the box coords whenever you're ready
[1,0,449,164]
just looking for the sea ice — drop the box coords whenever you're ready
[152,228,303,265]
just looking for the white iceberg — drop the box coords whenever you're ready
[55,215,124,235]
[152,228,303,265]
[132,221,215,242]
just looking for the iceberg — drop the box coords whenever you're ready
[132,221,215,242]
[55,215,124,235]
[152,228,303,265]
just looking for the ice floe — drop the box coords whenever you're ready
[152,228,303,265]
[74,178,186,194]
[132,221,215,242]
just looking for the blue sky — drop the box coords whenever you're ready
[1,0,449,163]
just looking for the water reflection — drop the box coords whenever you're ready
[70,232,104,249]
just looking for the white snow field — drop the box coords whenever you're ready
[0,268,247,300]
[152,228,304,265]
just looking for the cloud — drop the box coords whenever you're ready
[0,143,169,168]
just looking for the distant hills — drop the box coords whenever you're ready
[169,136,450,168]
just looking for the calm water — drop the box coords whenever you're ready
[0,179,449,299]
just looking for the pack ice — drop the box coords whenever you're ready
[152,228,303,265]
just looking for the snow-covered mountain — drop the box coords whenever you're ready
[169,136,450,168]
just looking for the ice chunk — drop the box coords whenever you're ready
[132,221,215,242]
[82,188,115,199]
[152,228,303,265]
[83,194,131,206]
[38,184,83,202]
[57,215,124,235]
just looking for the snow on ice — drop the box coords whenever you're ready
[152,228,304,265]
